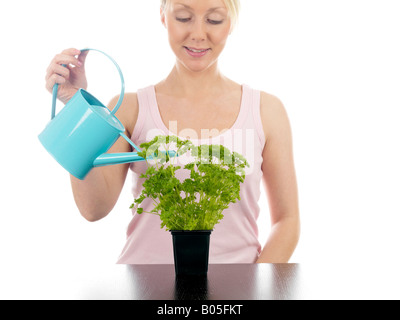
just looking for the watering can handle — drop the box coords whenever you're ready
[51,48,125,120]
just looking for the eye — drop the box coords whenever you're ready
[207,19,224,25]
[176,17,191,23]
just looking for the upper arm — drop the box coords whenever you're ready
[260,92,299,224]
[107,92,139,140]
[102,92,139,198]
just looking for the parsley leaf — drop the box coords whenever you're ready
[131,135,249,231]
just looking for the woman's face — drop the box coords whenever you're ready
[161,0,231,73]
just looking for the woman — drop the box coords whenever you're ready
[45,0,300,264]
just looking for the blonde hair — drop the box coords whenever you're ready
[160,0,240,30]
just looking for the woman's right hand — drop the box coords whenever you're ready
[45,48,89,105]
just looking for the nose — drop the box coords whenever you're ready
[190,19,206,42]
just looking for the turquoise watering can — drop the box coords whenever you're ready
[39,48,175,180]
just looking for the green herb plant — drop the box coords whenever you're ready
[130,135,249,231]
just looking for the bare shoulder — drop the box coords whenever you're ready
[260,91,287,120]
[107,92,139,136]
[259,91,292,145]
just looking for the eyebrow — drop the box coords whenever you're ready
[174,3,226,13]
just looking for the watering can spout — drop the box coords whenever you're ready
[93,150,178,167]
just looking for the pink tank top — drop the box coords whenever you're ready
[117,85,265,264]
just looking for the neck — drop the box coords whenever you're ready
[163,60,226,98]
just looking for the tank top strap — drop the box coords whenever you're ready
[131,86,153,141]
[241,85,265,147]
[251,87,265,147]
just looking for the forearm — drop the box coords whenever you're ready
[70,167,123,222]
[256,216,300,263]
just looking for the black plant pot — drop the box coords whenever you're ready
[170,230,212,276]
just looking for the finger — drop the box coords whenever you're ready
[46,63,70,81]
[45,74,66,93]
[78,50,89,66]
[52,53,82,68]
[61,48,81,56]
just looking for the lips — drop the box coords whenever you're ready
[184,46,210,57]
[185,47,209,53]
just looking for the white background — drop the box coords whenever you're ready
[1,0,399,298]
